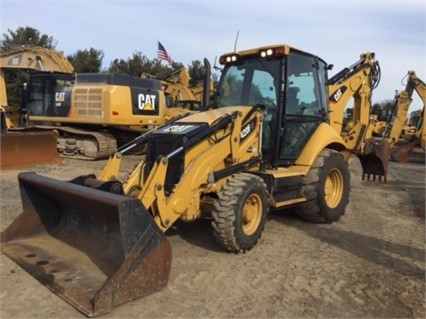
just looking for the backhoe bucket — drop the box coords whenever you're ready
[0,172,172,317]
[390,141,416,163]
[358,139,391,182]
[0,131,61,169]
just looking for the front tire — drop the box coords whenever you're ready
[295,149,350,223]
[212,173,269,253]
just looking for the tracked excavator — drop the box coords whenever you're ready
[25,72,171,159]
[23,60,212,160]
[1,45,391,317]
[0,46,74,169]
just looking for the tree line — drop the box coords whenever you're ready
[1,26,209,83]
[1,26,212,106]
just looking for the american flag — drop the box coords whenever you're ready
[157,41,174,64]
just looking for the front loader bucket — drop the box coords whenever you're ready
[1,172,172,317]
[358,139,391,182]
[0,131,61,169]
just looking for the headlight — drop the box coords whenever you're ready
[260,49,274,58]
[220,55,238,64]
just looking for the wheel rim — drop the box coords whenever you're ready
[324,168,344,208]
[242,193,262,235]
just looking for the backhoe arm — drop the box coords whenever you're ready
[386,71,426,161]
[385,71,421,146]
[409,71,426,148]
[328,52,380,141]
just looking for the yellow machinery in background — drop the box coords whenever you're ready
[21,61,212,160]
[399,71,425,149]
[0,46,74,169]
[144,58,214,112]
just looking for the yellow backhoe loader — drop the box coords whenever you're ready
[1,44,391,317]
[370,71,426,162]
[399,71,425,149]
[0,46,74,169]
[401,108,423,141]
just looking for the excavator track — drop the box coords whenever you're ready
[30,126,117,160]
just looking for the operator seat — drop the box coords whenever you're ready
[286,87,300,115]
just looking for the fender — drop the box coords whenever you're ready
[296,122,346,166]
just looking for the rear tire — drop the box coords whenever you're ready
[295,149,350,223]
[212,173,269,253]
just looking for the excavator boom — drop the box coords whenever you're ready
[0,46,74,74]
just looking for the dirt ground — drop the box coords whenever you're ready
[0,151,425,319]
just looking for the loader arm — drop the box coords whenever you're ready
[125,107,263,231]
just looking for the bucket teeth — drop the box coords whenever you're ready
[362,173,387,183]
[359,139,390,183]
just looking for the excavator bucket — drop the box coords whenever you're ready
[390,141,416,163]
[0,172,172,317]
[358,139,391,182]
[0,131,62,169]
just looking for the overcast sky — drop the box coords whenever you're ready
[1,0,425,110]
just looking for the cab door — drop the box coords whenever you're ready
[279,52,328,165]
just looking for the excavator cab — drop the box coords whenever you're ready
[25,72,75,118]
[0,47,74,169]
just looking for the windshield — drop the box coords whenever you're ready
[215,57,282,108]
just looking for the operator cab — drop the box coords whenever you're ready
[26,73,75,118]
[215,45,329,167]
